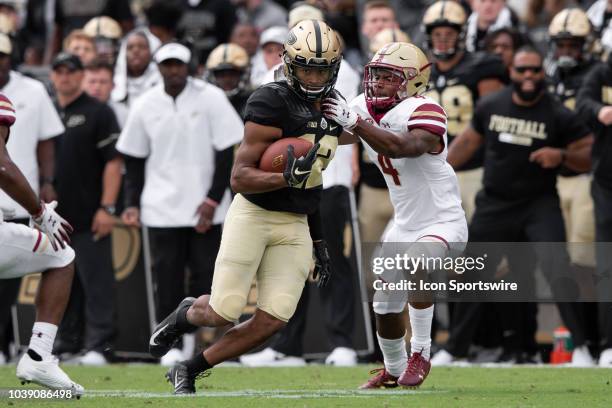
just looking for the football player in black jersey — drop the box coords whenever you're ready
[204,43,253,119]
[422,0,506,221]
[547,8,599,365]
[435,46,593,365]
[149,20,345,394]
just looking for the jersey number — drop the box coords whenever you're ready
[426,84,472,137]
[378,154,401,186]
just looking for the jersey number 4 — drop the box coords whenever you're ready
[378,154,401,186]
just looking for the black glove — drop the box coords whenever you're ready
[283,142,320,187]
[313,240,332,288]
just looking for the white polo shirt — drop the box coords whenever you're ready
[116,78,244,227]
[0,71,65,219]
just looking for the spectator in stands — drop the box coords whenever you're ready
[0,33,64,364]
[230,22,260,58]
[47,0,134,63]
[176,0,238,69]
[112,30,161,108]
[117,43,244,366]
[234,0,288,30]
[466,0,521,52]
[144,0,183,45]
[359,0,399,61]
[82,59,129,128]
[63,30,97,66]
[50,52,122,365]
[250,26,287,86]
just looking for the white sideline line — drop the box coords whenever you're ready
[83,389,447,399]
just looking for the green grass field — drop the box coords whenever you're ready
[1,365,611,407]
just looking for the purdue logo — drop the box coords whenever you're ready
[287,32,297,45]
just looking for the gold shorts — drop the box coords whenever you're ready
[209,194,313,322]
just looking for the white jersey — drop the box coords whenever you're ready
[351,94,465,231]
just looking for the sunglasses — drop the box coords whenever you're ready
[514,66,542,74]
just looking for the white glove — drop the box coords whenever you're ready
[31,201,73,251]
[322,95,360,130]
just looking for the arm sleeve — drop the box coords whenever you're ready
[206,146,234,203]
[577,63,606,127]
[307,207,324,241]
[96,104,121,162]
[123,154,145,208]
[243,85,287,129]
[116,104,150,158]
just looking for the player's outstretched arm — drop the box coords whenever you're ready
[322,96,440,158]
[447,127,484,169]
[0,127,42,217]
[230,121,288,194]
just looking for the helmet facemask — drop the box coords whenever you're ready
[283,52,341,101]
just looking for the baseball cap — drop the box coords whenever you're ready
[260,26,289,47]
[0,33,11,55]
[154,42,191,64]
[52,52,83,71]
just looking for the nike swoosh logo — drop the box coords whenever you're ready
[294,169,311,175]
[175,371,185,390]
[330,125,338,131]
[149,323,168,346]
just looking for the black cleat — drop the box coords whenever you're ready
[165,363,209,395]
[149,297,196,358]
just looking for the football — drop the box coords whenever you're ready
[259,137,314,173]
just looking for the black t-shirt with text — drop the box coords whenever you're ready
[55,93,120,232]
[427,51,506,170]
[242,82,342,214]
[472,87,590,199]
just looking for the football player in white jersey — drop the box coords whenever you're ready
[0,93,83,396]
[323,43,467,388]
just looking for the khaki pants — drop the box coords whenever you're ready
[456,167,483,224]
[557,175,595,267]
[359,184,394,243]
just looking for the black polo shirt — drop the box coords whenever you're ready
[55,92,120,232]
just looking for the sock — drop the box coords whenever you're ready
[377,332,407,378]
[409,304,434,360]
[28,322,57,359]
[183,352,213,377]
[176,304,198,333]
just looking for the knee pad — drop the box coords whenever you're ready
[211,293,247,322]
[373,300,406,315]
[260,294,297,322]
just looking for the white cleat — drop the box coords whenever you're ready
[78,350,108,366]
[598,348,612,367]
[430,349,455,366]
[325,347,357,366]
[570,345,595,367]
[16,352,84,398]
[239,347,306,367]
[160,348,185,367]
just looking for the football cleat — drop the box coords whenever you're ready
[165,362,210,395]
[398,351,431,387]
[16,351,84,398]
[359,367,398,389]
[149,297,196,358]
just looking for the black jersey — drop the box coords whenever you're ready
[427,52,506,170]
[472,87,591,199]
[242,81,342,214]
[548,63,591,177]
